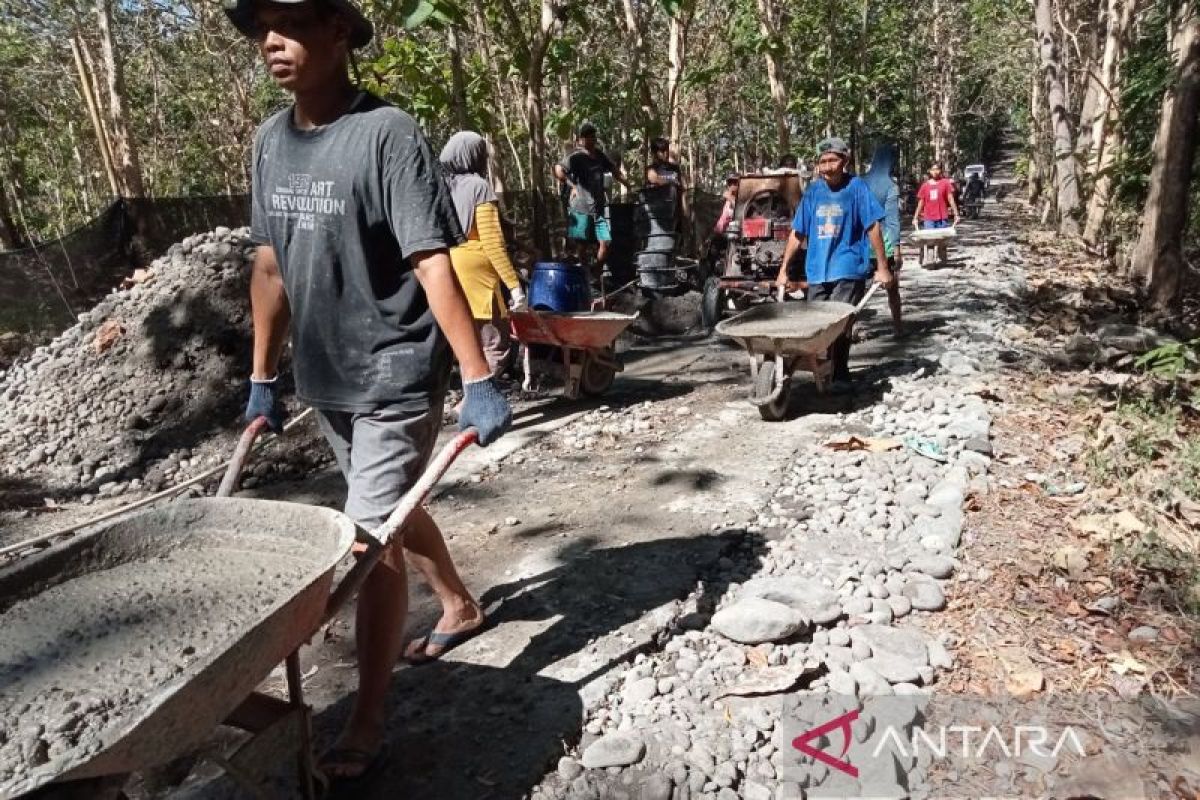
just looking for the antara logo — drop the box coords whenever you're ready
[791,710,860,777]
[791,711,1087,778]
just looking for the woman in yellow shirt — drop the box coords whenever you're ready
[439,131,524,377]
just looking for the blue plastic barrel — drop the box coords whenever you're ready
[528,261,592,312]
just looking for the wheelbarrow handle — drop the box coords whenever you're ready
[321,428,479,625]
[217,416,271,498]
[855,281,882,314]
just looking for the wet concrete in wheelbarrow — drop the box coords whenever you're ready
[0,500,350,797]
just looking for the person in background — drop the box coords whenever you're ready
[553,122,628,281]
[862,142,904,336]
[912,162,959,263]
[440,131,525,379]
[714,174,738,235]
[226,0,510,790]
[777,136,892,390]
[644,136,689,243]
[645,137,683,189]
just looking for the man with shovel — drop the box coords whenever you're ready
[225,0,510,791]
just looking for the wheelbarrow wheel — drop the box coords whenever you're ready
[580,349,617,396]
[754,361,790,421]
[701,276,723,333]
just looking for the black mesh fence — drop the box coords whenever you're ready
[0,195,250,341]
[0,188,723,354]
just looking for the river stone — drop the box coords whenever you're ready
[854,624,930,666]
[623,677,658,706]
[850,661,894,696]
[558,756,584,780]
[712,597,808,644]
[580,731,645,769]
[902,576,947,611]
[639,773,673,800]
[906,555,956,579]
[739,576,842,624]
[861,655,923,685]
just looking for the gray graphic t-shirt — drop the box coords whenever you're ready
[559,148,617,214]
[250,92,463,412]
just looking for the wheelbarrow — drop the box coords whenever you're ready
[0,417,477,799]
[715,284,880,421]
[510,308,637,399]
[910,224,957,266]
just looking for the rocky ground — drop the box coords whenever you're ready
[2,168,1198,799]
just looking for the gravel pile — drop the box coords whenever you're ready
[0,227,324,503]
[529,228,1032,799]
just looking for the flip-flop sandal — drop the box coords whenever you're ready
[319,746,386,799]
[403,619,490,665]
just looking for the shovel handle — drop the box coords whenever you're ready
[321,428,479,625]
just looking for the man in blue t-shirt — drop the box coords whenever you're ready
[777,136,892,386]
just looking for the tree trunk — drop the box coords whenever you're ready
[926,0,956,166]
[71,32,120,198]
[618,0,658,139]
[524,0,564,257]
[470,4,525,190]
[447,26,469,130]
[1130,0,1199,310]
[1083,0,1137,245]
[95,0,145,197]
[754,0,789,154]
[1035,0,1082,234]
[667,6,690,145]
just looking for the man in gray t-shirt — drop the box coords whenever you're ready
[553,122,627,278]
[226,0,510,787]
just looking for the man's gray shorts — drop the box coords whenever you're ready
[315,398,444,531]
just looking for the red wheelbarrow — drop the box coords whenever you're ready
[0,418,477,799]
[510,308,637,399]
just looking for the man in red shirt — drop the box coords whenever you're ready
[912,162,959,263]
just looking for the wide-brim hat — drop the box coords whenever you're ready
[225,0,374,49]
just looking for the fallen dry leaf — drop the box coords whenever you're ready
[746,646,770,669]
[1052,545,1090,580]
[1111,510,1148,534]
[1173,491,1200,530]
[998,646,1045,698]
[823,435,902,453]
[93,319,124,354]
[1106,650,1147,676]
[1005,667,1045,698]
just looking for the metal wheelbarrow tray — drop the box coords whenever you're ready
[510,309,638,399]
[716,287,876,421]
[0,497,356,798]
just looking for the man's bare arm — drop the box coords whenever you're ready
[866,222,893,286]
[412,249,491,381]
[776,230,806,285]
[250,245,291,379]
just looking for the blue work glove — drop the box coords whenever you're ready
[458,376,512,446]
[245,375,284,433]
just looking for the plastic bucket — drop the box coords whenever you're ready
[528,261,592,311]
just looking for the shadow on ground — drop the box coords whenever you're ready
[308,529,764,799]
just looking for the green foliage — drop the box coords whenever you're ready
[1136,340,1200,380]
